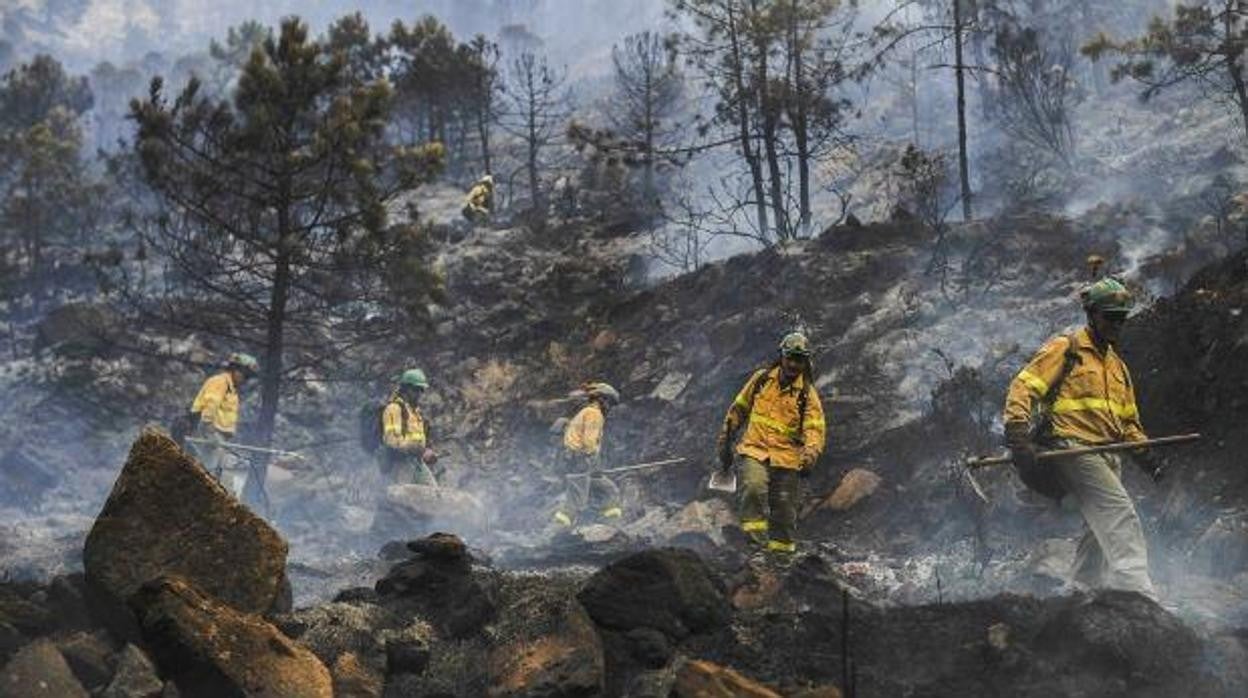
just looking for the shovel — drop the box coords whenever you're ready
[707,466,737,494]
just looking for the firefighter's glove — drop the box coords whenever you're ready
[1004,422,1037,472]
[798,447,817,471]
[1133,448,1166,483]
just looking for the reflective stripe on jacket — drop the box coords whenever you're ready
[1004,326,1147,445]
[191,372,239,435]
[383,396,427,451]
[564,403,605,456]
[723,367,826,470]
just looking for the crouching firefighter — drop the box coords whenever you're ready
[717,332,826,557]
[189,352,259,497]
[378,369,440,486]
[1004,277,1164,600]
[552,382,623,527]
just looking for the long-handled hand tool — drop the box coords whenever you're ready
[185,438,306,461]
[565,457,688,478]
[965,433,1201,470]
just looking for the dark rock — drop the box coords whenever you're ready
[47,574,93,633]
[486,600,603,697]
[333,587,380,605]
[577,548,730,640]
[83,430,289,638]
[100,644,163,698]
[0,584,53,636]
[407,532,469,560]
[55,630,118,691]
[375,548,497,639]
[378,541,411,561]
[1035,590,1201,682]
[0,622,23,665]
[0,638,90,698]
[385,636,431,677]
[625,627,671,669]
[128,575,331,698]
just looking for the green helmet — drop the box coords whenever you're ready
[398,368,429,389]
[779,331,812,358]
[227,352,260,375]
[1081,277,1134,314]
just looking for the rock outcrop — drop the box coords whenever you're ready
[83,430,289,636]
[0,639,90,698]
[129,575,331,698]
[578,548,730,640]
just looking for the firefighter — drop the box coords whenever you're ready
[380,369,439,486]
[552,382,623,526]
[717,332,827,557]
[1004,277,1164,599]
[462,174,494,224]
[189,352,258,496]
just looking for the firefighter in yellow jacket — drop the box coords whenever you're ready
[1004,278,1163,599]
[552,382,622,526]
[190,352,258,496]
[717,332,827,555]
[380,369,439,486]
[462,174,494,224]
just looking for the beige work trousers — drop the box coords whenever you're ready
[1052,440,1156,599]
[192,425,247,499]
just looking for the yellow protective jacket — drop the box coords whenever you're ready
[1004,326,1147,445]
[191,372,239,435]
[465,183,493,213]
[564,403,605,456]
[723,367,826,470]
[382,396,427,452]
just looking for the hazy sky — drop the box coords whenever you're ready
[2,0,669,73]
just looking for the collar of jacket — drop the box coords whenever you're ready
[768,366,807,394]
[1075,325,1119,360]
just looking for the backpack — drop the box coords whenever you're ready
[1015,334,1079,499]
[744,365,813,446]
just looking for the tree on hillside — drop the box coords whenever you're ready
[127,18,444,445]
[672,0,856,244]
[608,31,685,211]
[325,12,388,83]
[460,35,501,175]
[991,25,1082,164]
[0,55,103,284]
[207,20,271,95]
[0,108,106,279]
[1083,1,1248,140]
[0,54,93,130]
[498,51,571,212]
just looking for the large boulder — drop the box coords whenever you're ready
[375,533,497,639]
[816,469,882,513]
[100,644,163,698]
[83,430,289,636]
[577,548,730,641]
[372,485,489,540]
[0,639,90,698]
[129,576,332,698]
[487,600,604,697]
[671,660,781,698]
[1035,591,1201,683]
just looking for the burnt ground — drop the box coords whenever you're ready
[5,210,1248,695]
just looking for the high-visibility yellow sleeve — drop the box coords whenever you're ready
[801,387,827,457]
[564,404,604,455]
[723,370,766,437]
[1003,335,1071,427]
